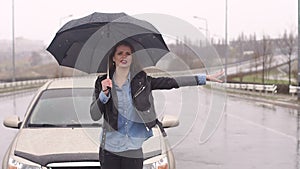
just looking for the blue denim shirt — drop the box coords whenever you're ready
[99,74,153,152]
[99,74,206,152]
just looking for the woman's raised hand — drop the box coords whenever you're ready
[206,70,224,83]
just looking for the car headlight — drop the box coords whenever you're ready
[143,155,169,169]
[8,158,41,169]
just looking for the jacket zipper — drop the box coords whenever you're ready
[133,85,146,98]
[133,84,150,131]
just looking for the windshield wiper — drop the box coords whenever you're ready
[27,123,65,128]
[65,123,102,127]
[27,123,102,128]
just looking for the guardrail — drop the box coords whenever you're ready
[0,79,49,93]
[214,83,278,94]
[1,76,298,97]
[289,85,300,96]
[0,76,97,93]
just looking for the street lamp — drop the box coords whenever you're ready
[193,16,209,45]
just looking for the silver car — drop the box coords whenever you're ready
[2,76,178,169]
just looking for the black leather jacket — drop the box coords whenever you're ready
[90,71,199,131]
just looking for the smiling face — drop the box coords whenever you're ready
[112,45,133,69]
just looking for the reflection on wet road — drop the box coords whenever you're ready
[0,87,299,169]
[158,87,300,169]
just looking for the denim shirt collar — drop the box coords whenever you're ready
[112,73,131,89]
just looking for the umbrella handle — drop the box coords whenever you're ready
[106,59,111,91]
[107,57,110,79]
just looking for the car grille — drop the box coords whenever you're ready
[48,167,100,169]
[46,161,100,169]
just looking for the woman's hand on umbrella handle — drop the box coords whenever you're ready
[206,70,224,83]
[101,79,112,95]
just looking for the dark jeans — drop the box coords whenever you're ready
[99,148,144,169]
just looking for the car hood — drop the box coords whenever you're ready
[13,128,162,166]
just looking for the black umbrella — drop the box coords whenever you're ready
[46,12,169,74]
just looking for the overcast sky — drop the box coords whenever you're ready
[0,0,297,45]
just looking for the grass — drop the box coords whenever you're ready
[232,75,295,85]
[230,68,298,85]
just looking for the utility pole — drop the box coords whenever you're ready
[298,0,300,100]
[12,0,16,115]
[225,0,228,83]
[12,0,16,82]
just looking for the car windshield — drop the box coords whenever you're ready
[26,88,101,128]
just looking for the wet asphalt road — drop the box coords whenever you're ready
[166,88,300,169]
[0,90,36,166]
[0,87,299,169]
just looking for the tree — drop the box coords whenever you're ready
[30,51,42,66]
[253,35,273,84]
[261,35,273,84]
[235,33,247,82]
[251,34,260,79]
[277,30,297,85]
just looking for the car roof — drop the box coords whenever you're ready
[44,75,99,90]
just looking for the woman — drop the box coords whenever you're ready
[90,40,223,169]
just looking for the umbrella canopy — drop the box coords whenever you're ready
[47,12,170,73]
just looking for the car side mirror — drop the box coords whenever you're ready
[162,115,179,128]
[3,115,21,129]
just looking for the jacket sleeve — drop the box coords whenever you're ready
[90,76,106,121]
[150,75,204,90]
